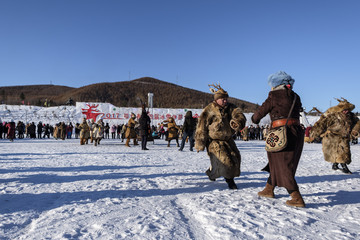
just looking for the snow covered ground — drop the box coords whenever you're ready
[1,138,359,240]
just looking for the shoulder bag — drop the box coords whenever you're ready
[265,95,297,152]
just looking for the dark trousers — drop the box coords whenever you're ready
[179,131,194,150]
[141,135,148,150]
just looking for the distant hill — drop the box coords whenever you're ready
[0,77,258,112]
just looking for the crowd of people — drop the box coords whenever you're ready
[0,117,275,147]
[0,120,126,142]
[2,71,360,209]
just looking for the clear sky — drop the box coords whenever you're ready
[1,0,359,112]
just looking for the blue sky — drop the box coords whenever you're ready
[1,0,360,112]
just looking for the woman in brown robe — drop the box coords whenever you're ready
[251,71,305,207]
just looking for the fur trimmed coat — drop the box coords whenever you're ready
[164,118,180,140]
[94,122,105,139]
[125,117,137,139]
[79,121,90,139]
[89,121,96,139]
[195,102,246,179]
[310,111,359,164]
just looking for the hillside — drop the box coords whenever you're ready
[0,77,258,111]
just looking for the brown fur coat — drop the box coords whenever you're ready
[163,117,180,140]
[311,111,359,164]
[125,118,138,139]
[79,121,90,139]
[195,102,246,179]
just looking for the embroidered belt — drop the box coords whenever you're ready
[271,118,300,128]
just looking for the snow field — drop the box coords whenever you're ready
[1,138,360,240]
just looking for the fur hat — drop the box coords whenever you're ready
[209,83,229,100]
[324,97,355,116]
[268,71,295,88]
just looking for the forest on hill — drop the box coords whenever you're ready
[0,77,258,112]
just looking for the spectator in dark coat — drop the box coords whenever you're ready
[17,121,25,139]
[37,122,43,139]
[28,122,36,139]
[179,111,197,151]
[0,122,3,139]
[74,123,80,139]
[255,125,261,140]
[104,123,110,139]
[249,125,255,140]
[117,124,122,139]
[43,124,51,138]
[139,106,151,150]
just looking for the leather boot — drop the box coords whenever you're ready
[286,191,305,207]
[125,138,130,147]
[258,183,275,198]
[205,169,215,181]
[134,140,139,146]
[167,141,170,147]
[225,178,238,189]
[340,163,352,174]
[332,163,339,170]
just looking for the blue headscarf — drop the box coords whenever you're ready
[268,71,295,88]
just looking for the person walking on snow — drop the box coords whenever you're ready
[195,84,246,190]
[251,71,305,207]
[179,111,196,151]
[310,98,359,174]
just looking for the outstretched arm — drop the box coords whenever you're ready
[310,115,328,139]
[230,108,246,132]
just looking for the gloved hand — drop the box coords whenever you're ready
[230,119,239,131]
[351,130,359,138]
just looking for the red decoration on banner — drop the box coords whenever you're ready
[81,104,104,122]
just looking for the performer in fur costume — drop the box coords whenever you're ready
[195,84,246,189]
[163,117,180,147]
[79,118,90,145]
[125,113,139,147]
[251,71,305,207]
[310,98,359,174]
[93,119,105,146]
